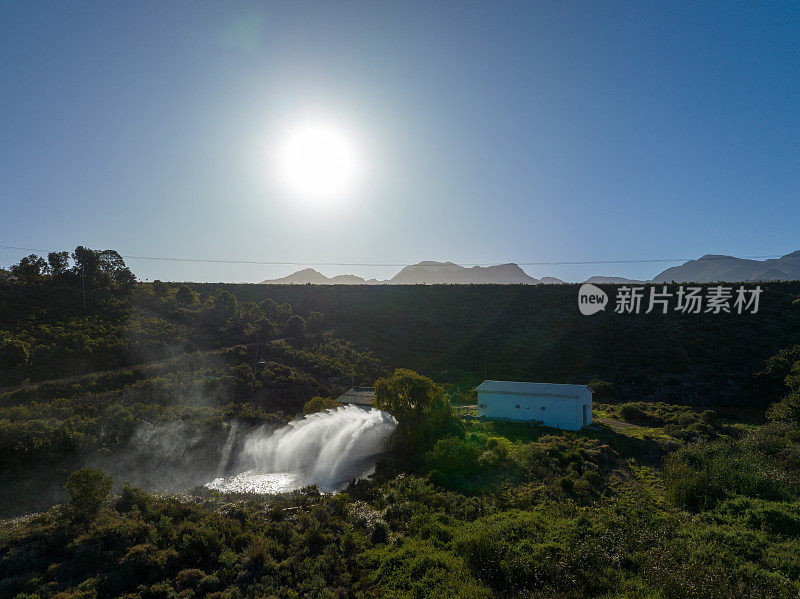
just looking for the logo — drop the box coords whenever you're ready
[578,284,608,315]
[577,284,762,315]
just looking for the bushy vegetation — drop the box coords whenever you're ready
[5,414,800,599]
[4,251,800,597]
[302,395,340,414]
[64,467,113,524]
[0,247,381,388]
[375,369,457,457]
[0,249,386,518]
[190,281,800,406]
[1,487,374,598]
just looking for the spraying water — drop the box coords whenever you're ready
[206,405,396,494]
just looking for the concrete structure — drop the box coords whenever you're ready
[336,386,375,407]
[475,380,592,430]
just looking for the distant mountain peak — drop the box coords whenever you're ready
[653,251,800,283]
[389,261,540,284]
[261,269,366,285]
[261,260,543,285]
[259,250,800,285]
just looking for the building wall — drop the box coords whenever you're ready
[477,390,592,430]
[579,388,593,427]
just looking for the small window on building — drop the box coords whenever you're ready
[541,406,546,410]
[515,404,520,409]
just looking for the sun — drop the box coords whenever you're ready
[274,119,362,204]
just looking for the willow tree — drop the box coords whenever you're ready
[374,369,454,456]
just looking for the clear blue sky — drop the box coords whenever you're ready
[1,1,798,282]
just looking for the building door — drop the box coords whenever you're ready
[582,404,587,427]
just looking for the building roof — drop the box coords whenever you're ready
[475,380,589,399]
[335,386,375,406]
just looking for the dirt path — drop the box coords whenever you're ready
[593,416,648,432]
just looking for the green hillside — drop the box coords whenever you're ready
[3,251,800,598]
[191,282,800,405]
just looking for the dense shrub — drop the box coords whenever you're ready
[618,403,645,422]
[302,395,340,414]
[665,430,800,512]
[64,468,113,523]
[588,379,616,402]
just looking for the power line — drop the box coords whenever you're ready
[0,244,787,268]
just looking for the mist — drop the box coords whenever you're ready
[209,405,397,493]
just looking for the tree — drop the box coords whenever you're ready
[374,369,454,456]
[588,379,616,402]
[11,254,47,284]
[176,284,194,305]
[98,250,135,291]
[285,315,307,337]
[112,265,137,292]
[260,298,294,324]
[72,245,101,284]
[213,290,238,321]
[752,345,800,406]
[64,468,113,523]
[47,251,70,277]
[766,357,800,426]
[308,311,325,332]
[0,338,30,370]
[152,280,168,297]
[260,298,280,321]
[303,396,340,414]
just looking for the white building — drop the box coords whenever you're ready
[475,380,592,430]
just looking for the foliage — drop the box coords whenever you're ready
[192,281,800,406]
[588,378,616,401]
[4,253,800,597]
[302,395,340,414]
[3,398,800,598]
[766,348,800,426]
[375,369,456,457]
[664,424,800,512]
[63,468,113,523]
[618,402,646,422]
[0,338,30,370]
[285,314,307,337]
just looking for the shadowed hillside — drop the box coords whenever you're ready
[189,282,800,405]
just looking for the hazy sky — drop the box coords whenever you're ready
[1,1,798,282]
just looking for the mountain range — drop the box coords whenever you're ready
[260,251,800,285]
[652,251,800,283]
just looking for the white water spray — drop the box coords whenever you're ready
[206,405,396,493]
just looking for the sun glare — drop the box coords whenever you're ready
[274,120,361,205]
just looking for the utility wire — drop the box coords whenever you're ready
[0,244,787,268]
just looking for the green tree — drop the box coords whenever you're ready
[766,357,800,426]
[308,311,325,332]
[259,297,280,321]
[47,251,70,277]
[261,298,293,324]
[213,290,238,321]
[588,379,615,402]
[11,254,47,284]
[374,369,454,457]
[286,315,307,337]
[98,250,135,291]
[64,468,113,523]
[0,338,30,370]
[303,396,340,414]
[152,280,168,297]
[752,345,800,405]
[72,245,101,286]
[176,284,194,305]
